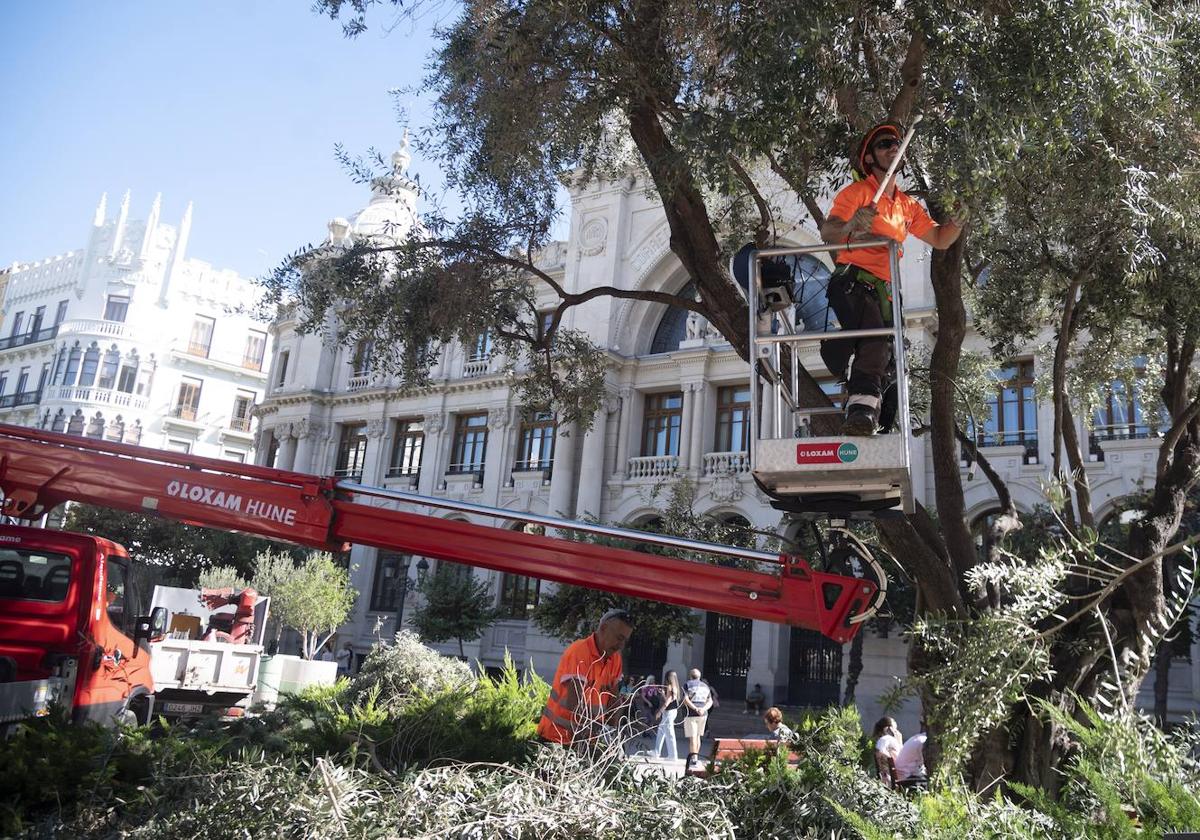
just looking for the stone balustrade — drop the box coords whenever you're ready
[627,454,679,479]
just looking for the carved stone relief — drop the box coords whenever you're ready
[579,218,609,257]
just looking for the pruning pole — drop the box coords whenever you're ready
[871,115,923,206]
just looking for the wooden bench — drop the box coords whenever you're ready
[689,738,802,777]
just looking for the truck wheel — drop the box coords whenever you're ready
[117,695,151,727]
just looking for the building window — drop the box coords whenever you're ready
[15,367,29,395]
[1093,367,1160,441]
[9,311,24,338]
[436,558,472,584]
[714,385,751,452]
[389,419,424,478]
[67,410,85,435]
[642,392,683,457]
[499,573,540,620]
[351,339,374,376]
[86,411,105,439]
[649,281,695,354]
[173,377,203,421]
[515,410,556,471]
[188,315,215,357]
[275,350,290,388]
[0,373,7,395]
[78,343,100,387]
[105,415,125,442]
[103,296,129,323]
[224,450,246,462]
[98,346,120,389]
[982,361,1037,449]
[30,306,46,335]
[38,363,50,392]
[230,391,255,432]
[467,330,493,362]
[243,330,267,370]
[370,552,409,612]
[335,423,369,482]
[63,344,82,386]
[54,300,68,325]
[116,354,139,393]
[449,413,488,474]
[50,409,65,432]
[165,439,191,454]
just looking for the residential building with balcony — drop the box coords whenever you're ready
[257,141,1198,732]
[0,191,270,462]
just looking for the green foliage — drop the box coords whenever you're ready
[195,564,248,591]
[410,565,503,658]
[268,551,358,659]
[344,629,473,715]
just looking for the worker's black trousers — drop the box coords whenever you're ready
[820,267,892,401]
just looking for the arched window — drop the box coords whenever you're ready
[85,411,105,438]
[790,255,835,332]
[117,351,140,393]
[66,410,85,435]
[78,343,100,387]
[63,343,82,387]
[649,282,696,355]
[99,345,120,389]
[51,409,66,432]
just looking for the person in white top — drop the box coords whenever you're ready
[872,716,903,786]
[682,668,714,769]
[335,642,354,677]
[894,724,927,783]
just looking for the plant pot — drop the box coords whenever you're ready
[277,656,338,696]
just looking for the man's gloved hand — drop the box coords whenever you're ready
[848,206,877,235]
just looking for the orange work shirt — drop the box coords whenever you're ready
[828,175,935,282]
[537,633,623,744]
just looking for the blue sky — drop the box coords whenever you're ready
[0,1,450,278]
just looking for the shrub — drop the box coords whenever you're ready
[345,630,472,715]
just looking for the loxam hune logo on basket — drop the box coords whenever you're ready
[795,442,861,465]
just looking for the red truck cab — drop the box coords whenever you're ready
[0,523,162,727]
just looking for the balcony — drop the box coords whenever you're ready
[463,357,492,379]
[0,325,58,352]
[347,373,378,392]
[702,451,750,475]
[170,405,199,422]
[56,319,136,342]
[186,342,212,358]
[627,455,679,479]
[54,385,148,411]
[229,416,252,433]
[0,389,43,410]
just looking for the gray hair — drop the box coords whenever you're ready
[598,608,634,629]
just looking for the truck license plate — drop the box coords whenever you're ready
[162,702,205,715]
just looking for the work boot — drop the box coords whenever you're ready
[841,404,879,436]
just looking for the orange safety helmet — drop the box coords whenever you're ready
[851,122,905,181]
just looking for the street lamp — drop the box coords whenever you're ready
[395,556,430,632]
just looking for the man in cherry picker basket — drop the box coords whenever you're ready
[819,122,965,436]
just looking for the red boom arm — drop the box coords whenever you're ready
[0,423,875,642]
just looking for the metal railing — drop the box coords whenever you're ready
[746,239,911,471]
[0,389,42,409]
[0,325,58,351]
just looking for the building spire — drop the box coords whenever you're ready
[93,192,108,227]
[161,201,193,304]
[109,189,131,258]
[140,193,162,259]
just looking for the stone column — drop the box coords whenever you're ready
[547,420,579,519]
[574,406,609,519]
[747,620,787,707]
[678,384,696,472]
[292,419,319,474]
[417,412,446,496]
[276,429,298,471]
[483,406,512,498]
[362,419,388,486]
[688,383,709,476]
[612,386,636,479]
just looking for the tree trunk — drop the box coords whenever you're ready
[1153,637,1172,728]
[843,629,864,706]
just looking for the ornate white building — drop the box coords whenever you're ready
[258,142,1198,731]
[0,192,270,462]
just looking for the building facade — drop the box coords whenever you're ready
[0,192,270,462]
[258,144,1199,732]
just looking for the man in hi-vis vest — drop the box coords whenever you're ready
[537,608,634,745]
